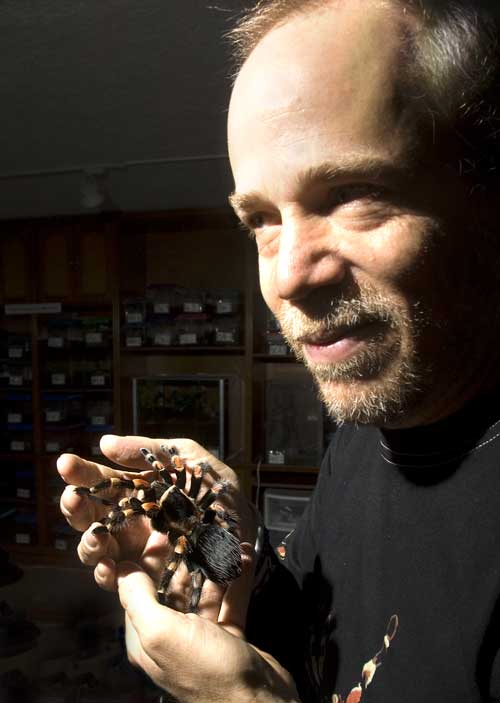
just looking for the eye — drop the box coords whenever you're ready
[327,184,388,209]
[247,212,266,230]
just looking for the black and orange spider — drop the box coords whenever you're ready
[74,445,242,612]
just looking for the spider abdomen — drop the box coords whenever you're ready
[191,524,242,584]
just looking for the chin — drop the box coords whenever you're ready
[310,351,422,427]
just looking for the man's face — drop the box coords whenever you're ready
[228,1,490,427]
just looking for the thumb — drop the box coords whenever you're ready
[117,561,168,630]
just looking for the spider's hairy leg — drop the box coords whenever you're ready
[141,501,161,518]
[204,502,239,533]
[74,486,114,506]
[198,479,231,511]
[170,454,187,491]
[140,447,174,486]
[188,461,210,499]
[92,501,145,535]
[157,535,188,605]
[188,568,205,613]
[74,476,150,498]
[160,444,188,490]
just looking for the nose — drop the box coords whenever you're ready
[275,212,347,302]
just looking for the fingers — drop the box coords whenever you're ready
[100,435,225,475]
[77,522,120,566]
[57,452,118,487]
[118,563,184,645]
[57,451,151,523]
[94,557,118,592]
[101,435,194,470]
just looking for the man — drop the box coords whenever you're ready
[59,1,500,701]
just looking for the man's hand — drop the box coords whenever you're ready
[58,434,300,702]
[117,562,300,703]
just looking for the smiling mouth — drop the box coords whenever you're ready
[298,320,388,364]
[298,319,385,346]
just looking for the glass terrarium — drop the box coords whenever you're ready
[132,376,227,460]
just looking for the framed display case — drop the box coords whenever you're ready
[132,375,228,460]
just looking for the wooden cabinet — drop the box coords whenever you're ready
[37,218,114,302]
[0,227,34,302]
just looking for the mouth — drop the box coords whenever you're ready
[299,320,387,364]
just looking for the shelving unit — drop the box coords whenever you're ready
[0,208,328,562]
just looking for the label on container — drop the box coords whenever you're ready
[216,301,233,314]
[91,415,106,426]
[85,332,103,346]
[8,347,23,359]
[183,302,203,313]
[46,410,61,423]
[154,303,170,314]
[46,441,60,453]
[55,539,68,551]
[15,533,31,545]
[269,344,288,356]
[51,373,66,386]
[215,331,235,344]
[126,336,142,348]
[179,333,197,345]
[268,451,286,465]
[48,336,64,349]
[17,488,31,499]
[11,440,25,452]
[9,375,23,386]
[8,413,22,424]
[126,312,143,324]
[91,374,105,386]
[154,333,173,346]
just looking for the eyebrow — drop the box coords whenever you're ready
[228,156,410,215]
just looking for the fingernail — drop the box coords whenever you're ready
[87,532,100,548]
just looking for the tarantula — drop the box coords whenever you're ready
[74,445,242,612]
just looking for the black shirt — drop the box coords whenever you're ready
[247,394,500,702]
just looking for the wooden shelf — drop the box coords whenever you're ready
[41,387,113,394]
[121,345,245,355]
[253,353,296,362]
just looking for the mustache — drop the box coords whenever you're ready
[278,294,395,342]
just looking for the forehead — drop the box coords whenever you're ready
[228,1,417,196]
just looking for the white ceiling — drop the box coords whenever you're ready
[1,1,247,219]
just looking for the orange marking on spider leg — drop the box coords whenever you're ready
[119,498,130,507]
[193,465,204,479]
[172,455,184,470]
[142,502,160,512]
[123,509,136,518]
[175,536,187,554]
[106,478,122,488]
[132,479,151,489]
[167,561,177,572]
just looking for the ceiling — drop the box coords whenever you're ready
[1,1,247,220]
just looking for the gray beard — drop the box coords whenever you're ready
[276,289,427,426]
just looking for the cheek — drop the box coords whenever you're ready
[258,255,280,314]
[352,215,437,285]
